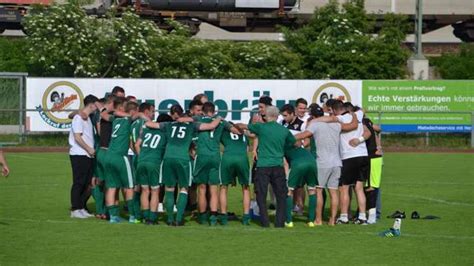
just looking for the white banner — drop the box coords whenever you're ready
[26,78,362,132]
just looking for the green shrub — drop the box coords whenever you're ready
[432,44,474,79]
[283,0,410,79]
[0,38,28,73]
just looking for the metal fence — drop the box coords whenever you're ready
[0,72,27,145]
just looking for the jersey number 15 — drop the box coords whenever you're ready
[171,126,186,139]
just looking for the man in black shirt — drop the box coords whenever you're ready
[280,104,305,131]
[362,116,383,224]
[280,104,306,215]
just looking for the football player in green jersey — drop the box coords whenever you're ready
[130,102,154,221]
[145,104,222,226]
[283,144,318,228]
[193,102,240,225]
[134,114,172,225]
[187,99,204,213]
[104,99,141,223]
[220,125,251,225]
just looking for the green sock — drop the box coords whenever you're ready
[286,196,293,223]
[219,213,228,225]
[133,191,141,219]
[107,205,119,217]
[209,212,218,226]
[242,213,251,225]
[150,212,158,223]
[91,186,105,215]
[198,212,209,224]
[142,209,150,221]
[165,191,175,223]
[176,192,188,223]
[126,200,135,218]
[308,194,317,222]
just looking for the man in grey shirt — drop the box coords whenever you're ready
[295,104,357,226]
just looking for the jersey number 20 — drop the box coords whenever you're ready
[142,133,161,149]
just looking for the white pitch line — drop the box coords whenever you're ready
[0,183,61,188]
[383,181,474,186]
[7,154,69,163]
[1,217,473,240]
[386,192,474,207]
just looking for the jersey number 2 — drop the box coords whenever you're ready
[111,124,121,138]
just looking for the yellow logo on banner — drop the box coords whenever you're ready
[36,81,84,129]
[312,82,352,105]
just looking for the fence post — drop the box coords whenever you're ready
[18,76,24,144]
[471,111,474,149]
[378,111,382,141]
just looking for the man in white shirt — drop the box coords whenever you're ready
[295,104,358,226]
[69,95,99,219]
[335,101,371,225]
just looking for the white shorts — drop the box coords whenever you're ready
[317,167,340,190]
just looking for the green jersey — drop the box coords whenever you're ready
[131,118,145,146]
[108,117,131,155]
[163,122,200,160]
[221,129,248,156]
[137,125,167,163]
[309,137,317,158]
[285,146,314,166]
[195,116,227,156]
[248,121,296,167]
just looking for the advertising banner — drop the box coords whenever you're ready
[362,80,474,132]
[26,78,362,132]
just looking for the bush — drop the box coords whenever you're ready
[0,38,28,73]
[154,38,304,79]
[432,44,474,79]
[20,4,304,79]
[23,4,161,77]
[283,0,410,79]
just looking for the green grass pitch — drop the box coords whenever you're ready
[1,152,473,265]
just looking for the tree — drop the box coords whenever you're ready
[284,0,409,79]
[22,4,304,79]
[228,41,304,79]
[154,39,304,79]
[0,38,28,73]
[23,4,161,78]
[432,44,474,79]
